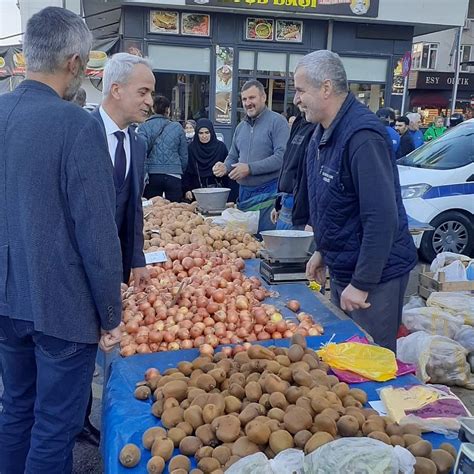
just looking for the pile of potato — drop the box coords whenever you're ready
[143,197,260,258]
[119,335,457,473]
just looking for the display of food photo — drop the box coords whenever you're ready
[150,10,179,34]
[246,18,274,41]
[87,50,107,69]
[276,20,303,42]
[182,13,210,36]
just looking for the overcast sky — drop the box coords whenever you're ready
[0,0,22,46]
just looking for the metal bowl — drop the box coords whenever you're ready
[192,188,230,211]
[260,230,314,259]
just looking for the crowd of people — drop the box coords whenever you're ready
[0,5,465,473]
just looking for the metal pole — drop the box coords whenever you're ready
[327,20,334,51]
[451,26,463,115]
[400,75,408,115]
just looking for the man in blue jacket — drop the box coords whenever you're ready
[0,7,123,473]
[294,50,417,352]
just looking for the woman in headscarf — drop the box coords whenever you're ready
[183,119,236,201]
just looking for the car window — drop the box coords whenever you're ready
[398,122,474,170]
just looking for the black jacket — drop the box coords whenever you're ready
[276,115,316,226]
[396,131,415,159]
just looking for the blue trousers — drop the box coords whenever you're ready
[239,179,278,233]
[0,316,97,474]
[276,194,305,231]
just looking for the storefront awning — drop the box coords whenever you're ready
[410,91,449,108]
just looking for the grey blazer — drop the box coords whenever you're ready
[0,80,123,343]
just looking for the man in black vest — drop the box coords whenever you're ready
[78,53,155,445]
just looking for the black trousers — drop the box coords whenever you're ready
[144,174,182,202]
[330,273,410,353]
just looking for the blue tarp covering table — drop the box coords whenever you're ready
[103,329,461,474]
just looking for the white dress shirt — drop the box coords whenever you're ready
[99,106,131,177]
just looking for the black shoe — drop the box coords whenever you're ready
[77,420,101,447]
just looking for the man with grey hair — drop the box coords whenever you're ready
[406,112,424,148]
[295,50,417,352]
[82,53,154,445]
[0,7,123,472]
[213,79,289,231]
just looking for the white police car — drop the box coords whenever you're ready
[398,120,474,261]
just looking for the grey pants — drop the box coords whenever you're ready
[330,273,410,353]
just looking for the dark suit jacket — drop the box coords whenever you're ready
[91,109,146,283]
[0,80,123,343]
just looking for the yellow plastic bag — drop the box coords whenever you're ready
[317,342,397,382]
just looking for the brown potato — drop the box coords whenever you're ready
[202,404,221,425]
[269,392,289,411]
[135,385,152,400]
[162,380,188,402]
[288,344,305,362]
[245,381,263,402]
[212,445,231,466]
[414,457,437,474]
[386,423,404,437]
[196,424,217,446]
[310,396,330,414]
[408,440,432,458]
[331,382,350,400]
[368,431,391,445]
[239,403,265,425]
[177,421,194,436]
[161,407,185,429]
[439,442,458,460]
[247,345,275,360]
[119,443,141,468]
[245,420,271,445]
[198,457,221,473]
[213,415,241,443]
[184,405,204,430]
[224,395,242,414]
[336,415,359,437]
[304,432,334,454]
[294,430,312,449]
[147,455,165,473]
[232,437,260,457]
[151,438,174,461]
[403,434,422,446]
[169,455,191,472]
[195,446,214,461]
[390,435,405,447]
[283,406,313,434]
[402,423,422,437]
[268,408,286,422]
[430,449,455,474]
[142,427,167,450]
[179,436,203,456]
[348,388,368,405]
[269,430,294,454]
[168,427,187,447]
[313,414,337,437]
[196,374,217,392]
[264,374,289,394]
[292,370,313,388]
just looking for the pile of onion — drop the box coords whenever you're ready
[119,243,324,357]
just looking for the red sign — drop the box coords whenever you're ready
[402,52,412,78]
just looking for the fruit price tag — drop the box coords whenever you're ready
[142,200,153,207]
[145,250,168,264]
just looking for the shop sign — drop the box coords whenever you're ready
[186,0,379,17]
[149,10,211,36]
[246,18,274,41]
[409,71,474,91]
[214,46,234,124]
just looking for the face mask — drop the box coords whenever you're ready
[186,132,195,139]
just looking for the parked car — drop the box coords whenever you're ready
[398,119,474,261]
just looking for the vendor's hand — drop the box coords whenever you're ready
[99,326,122,353]
[132,266,150,292]
[306,251,326,286]
[213,161,227,177]
[340,284,371,312]
[185,191,193,201]
[229,163,250,181]
[270,208,279,224]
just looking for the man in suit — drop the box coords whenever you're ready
[0,7,123,473]
[78,53,155,445]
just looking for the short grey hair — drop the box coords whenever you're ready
[24,7,92,73]
[406,112,421,124]
[241,79,265,95]
[296,50,348,96]
[102,53,153,97]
